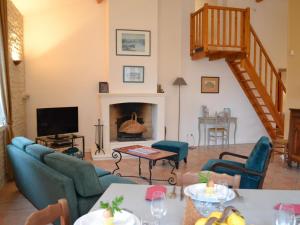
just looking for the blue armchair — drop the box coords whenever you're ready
[201,136,272,189]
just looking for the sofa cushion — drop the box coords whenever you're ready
[95,167,111,177]
[98,175,136,191]
[77,195,100,216]
[245,136,271,173]
[44,152,103,197]
[25,144,54,162]
[12,136,35,151]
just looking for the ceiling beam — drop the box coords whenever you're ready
[96,0,104,3]
[256,0,263,2]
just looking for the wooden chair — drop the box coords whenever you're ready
[177,171,241,189]
[208,112,230,147]
[24,199,70,225]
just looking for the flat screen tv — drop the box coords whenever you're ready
[37,107,78,138]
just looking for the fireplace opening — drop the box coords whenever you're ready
[110,103,154,142]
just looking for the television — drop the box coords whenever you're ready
[37,107,78,138]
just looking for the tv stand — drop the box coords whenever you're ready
[47,134,70,140]
[35,134,85,159]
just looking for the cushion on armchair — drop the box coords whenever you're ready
[245,136,271,173]
[201,159,245,176]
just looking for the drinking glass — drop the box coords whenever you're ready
[215,182,229,211]
[150,191,167,225]
[275,203,296,225]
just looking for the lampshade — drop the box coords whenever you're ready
[173,77,187,86]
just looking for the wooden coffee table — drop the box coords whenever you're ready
[112,145,177,185]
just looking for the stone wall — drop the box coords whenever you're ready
[0,0,26,189]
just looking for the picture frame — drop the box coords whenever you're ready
[201,76,220,93]
[99,82,109,93]
[116,29,151,56]
[123,66,144,83]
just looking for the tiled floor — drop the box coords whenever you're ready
[0,144,299,225]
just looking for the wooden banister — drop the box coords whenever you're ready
[249,26,286,92]
[190,4,250,54]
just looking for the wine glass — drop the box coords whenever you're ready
[275,203,296,225]
[215,182,229,211]
[150,191,167,225]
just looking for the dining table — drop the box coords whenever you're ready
[89,183,300,225]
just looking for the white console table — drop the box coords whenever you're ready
[198,116,237,146]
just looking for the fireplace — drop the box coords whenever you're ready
[93,93,165,160]
[110,103,154,142]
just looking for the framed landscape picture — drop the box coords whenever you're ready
[116,29,151,56]
[123,66,144,83]
[201,76,220,93]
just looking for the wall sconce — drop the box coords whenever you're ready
[10,33,22,65]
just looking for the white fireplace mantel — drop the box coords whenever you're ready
[92,93,165,160]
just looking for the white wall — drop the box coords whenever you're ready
[20,0,288,150]
[108,0,158,94]
[159,0,288,145]
[24,0,105,149]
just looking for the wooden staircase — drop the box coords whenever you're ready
[190,4,286,139]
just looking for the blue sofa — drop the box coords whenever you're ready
[202,136,272,189]
[7,137,135,224]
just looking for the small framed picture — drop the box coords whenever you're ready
[123,66,144,83]
[201,76,220,93]
[99,82,109,93]
[116,29,151,56]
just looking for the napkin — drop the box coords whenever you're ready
[145,185,167,200]
[274,203,300,215]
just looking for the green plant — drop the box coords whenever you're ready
[198,171,210,183]
[100,196,124,217]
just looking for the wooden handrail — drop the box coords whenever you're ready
[249,26,286,93]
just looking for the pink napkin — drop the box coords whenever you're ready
[145,185,167,201]
[274,203,300,215]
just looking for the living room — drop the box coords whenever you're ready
[0,0,300,225]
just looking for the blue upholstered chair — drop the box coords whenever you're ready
[201,136,272,189]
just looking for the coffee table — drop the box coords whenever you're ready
[112,145,177,185]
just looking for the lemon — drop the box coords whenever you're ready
[227,212,246,225]
[208,211,223,219]
[195,218,208,225]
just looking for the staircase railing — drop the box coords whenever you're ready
[248,26,286,115]
[190,4,250,55]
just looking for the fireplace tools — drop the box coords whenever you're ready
[94,119,105,155]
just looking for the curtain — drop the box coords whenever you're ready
[0,0,14,180]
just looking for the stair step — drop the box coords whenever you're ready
[246,87,257,90]
[241,79,252,82]
[231,61,242,65]
[240,70,247,74]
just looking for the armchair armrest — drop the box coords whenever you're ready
[211,162,263,177]
[219,152,249,160]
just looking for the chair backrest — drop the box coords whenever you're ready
[244,136,272,189]
[214,112,230,130]
[25,199,70,225]
[177,171,241,189]
[245,136,272,173]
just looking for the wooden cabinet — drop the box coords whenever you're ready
[288,109,300,165]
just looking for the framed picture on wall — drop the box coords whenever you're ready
[123,66,144,83]
[99,82,109,93]
[116,29,151,56]
[201,76,220,93]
